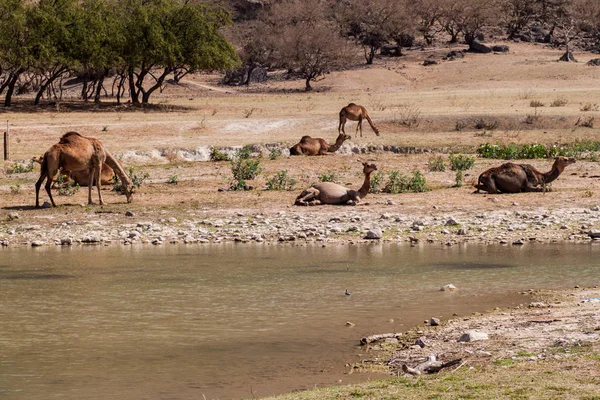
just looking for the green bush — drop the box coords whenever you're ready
[370,171,384,193]
[383,170,427,193]
[210,147,230,162]
[5,161,34,174]
[113,166,149,193]
[319,171,337,182]
[58,181,80,196]
[10,184,21,194]
[265,170,296,191]
[428,155,446,172]
[449,154,475,171]
[477,141,600,160]
[229,148,262,190]
[269,148,282,160]
[167,174,179,184]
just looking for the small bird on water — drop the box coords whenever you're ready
[345,289,351,296]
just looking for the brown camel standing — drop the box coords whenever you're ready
[339,103,379,137]
[289,133,351,156]
[474,156,575,194]
[295,161,378,206]
[35,132,134,207]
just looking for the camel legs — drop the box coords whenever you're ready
[96,161,104,205]
[338,116,346,135]
[357,116,363,137]
[475,176,500,194]
[295,188,320,206]
[36,168,58,208]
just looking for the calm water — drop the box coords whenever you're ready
[1,243,599,399]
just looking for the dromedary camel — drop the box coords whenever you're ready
[474,156,576,194]
[289,133,351,156]
[33,155,115,186]
[35,131,134,207]
[339,103,379,137]
[295,161,378,206]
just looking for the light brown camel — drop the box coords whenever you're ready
[474,156,576,194]
[289,133,351,156]
[339,103,379,137]
[35,131,134,207]
[33,155,115,186]
[295,161,378,206]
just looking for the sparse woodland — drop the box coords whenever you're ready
[1,0,600,105]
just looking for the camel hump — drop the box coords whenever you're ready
[300,135,312,141]
[347,103,356,107]
[59,131,83,143]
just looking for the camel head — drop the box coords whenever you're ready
[123,184,135,203]
[32,155,43,165]
[361,161,378,174]
[337,133,352,141]
[553,156,576,169]
[289,144,303,155]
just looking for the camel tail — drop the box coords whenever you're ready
[365,113,379,136]
[105,151,134,203]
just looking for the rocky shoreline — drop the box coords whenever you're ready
[2,203,600,248]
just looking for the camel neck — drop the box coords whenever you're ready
[328,138,345,152]
[358,172,372,198]
[542,163,563,183]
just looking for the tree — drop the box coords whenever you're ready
[553,0,589,61]
[0,0,32,107]
[500,0,539,39]
[439,0,498,49]
[118,0,239,104]
[409,0,444,45]
[338,0,411,64]
[256,0,347,90]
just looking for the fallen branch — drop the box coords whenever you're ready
[402,355,462,375]
[360,333,402,345]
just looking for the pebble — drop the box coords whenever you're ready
[458,330,489,342]
[365,228,382,240]
[430,317,440,326]
[441,284,458,292]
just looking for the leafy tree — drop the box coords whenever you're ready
[118,0,239,104]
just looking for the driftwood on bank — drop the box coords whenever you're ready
[402,355,462,375]
[360,333,402,345]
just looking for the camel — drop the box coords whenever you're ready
[33,155,115,186]
[35,131,135,207]
[474,156,576,194]
[289,133,351,156]
[295,161,377,206]
[339,103,379,137]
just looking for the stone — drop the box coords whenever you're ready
[167,217,178,223]
[512,239,525,245]
[430,317,440,326]
[441,284,458,292]
[31,241,45,247]
[587,59,600,67]
[458,330,489,342]
[469,39,492,54]
[42,201,52,209]
[457,228,468,235]
[591,206,600,212]
[415,337,427,348]
[125,211,135,217]
[7,212,19,221]
[345,321,355,327]
[365,228,383,240]
[445,218,458,226]
[492,45,509,53]
[423,59,438,66]
[60,238,73,246]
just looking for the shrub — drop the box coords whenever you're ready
[449,154,475,171]
[10,184,21,194]
[269,148,282,160]
[210,147,230,162]
[58,178,80,196]
[370,171,384,193]
[5,161,34,174]
[474,118,499,130]
[319,171,337,182]
[230,148,262,190]
[265,170,296,191]
[576,116,594,128]
[113,167,149,193]
[428,155,446,172]
[392,104,421,128]
[529,100,545,108]
[455,120,467,131]
[383,170,427,193]
[580,102,599,112]
[455,170,464,187]
[476,141,600,160]
[167,174,179,184]
[550,97,568,107]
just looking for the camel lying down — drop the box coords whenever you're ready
[289,133,351,156]
[474,156,575,194]
[295,162,377,206]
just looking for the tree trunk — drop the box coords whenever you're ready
[128,66,139,104]
[364,46,376,64]
[305,77,312,91]
[4,68,25,107]
[35,66,68,105]
[93,70,106,103]
[81,74,89,101]
[140,67,170,104]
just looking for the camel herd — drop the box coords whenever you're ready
[33,103,576,208]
